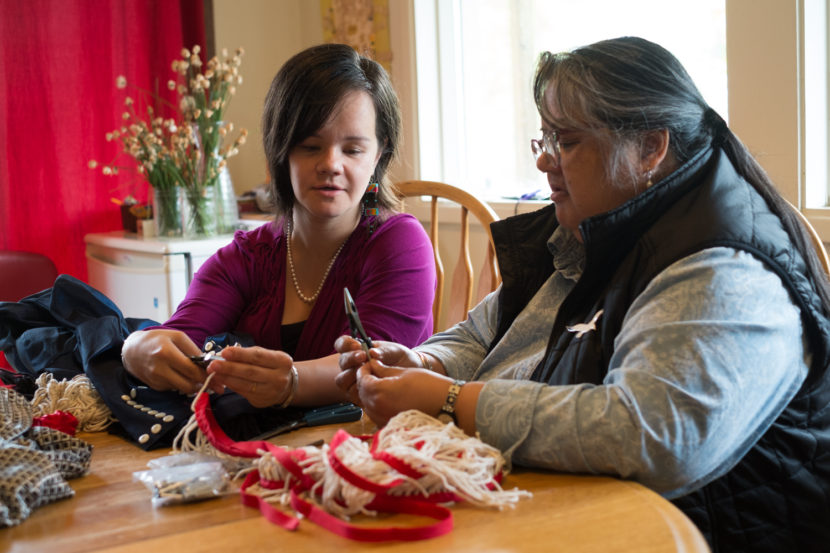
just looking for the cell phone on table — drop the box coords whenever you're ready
[343,287,373,354]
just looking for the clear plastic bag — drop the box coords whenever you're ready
[133,460,232,507]
[147,451,222,470]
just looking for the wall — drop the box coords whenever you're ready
[212,2,820,327]
[209,1,563,327]
[211,0,420,195]
[211,0,323,194]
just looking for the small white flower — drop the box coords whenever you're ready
[116,75,127,88]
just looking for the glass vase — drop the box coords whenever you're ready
[189,122,238,236]
[182,185,217,238]
[153,188,183,238]
[214,164,238,235]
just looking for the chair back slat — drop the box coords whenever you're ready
[395,180,501,332]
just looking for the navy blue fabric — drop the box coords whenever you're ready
[0,275,309,449]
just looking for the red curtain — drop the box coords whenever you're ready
[0,0,206,281]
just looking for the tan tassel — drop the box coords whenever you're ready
[31,373,115,432]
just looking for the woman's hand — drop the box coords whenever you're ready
[333,335,422,404]
[121,329,211,394]
[354,359,453,427]
[205,345,295,408]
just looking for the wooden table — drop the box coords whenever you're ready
[2,418,709,553]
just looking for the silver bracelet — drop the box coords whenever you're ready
[416,350,434,372]
[279,365,299,408]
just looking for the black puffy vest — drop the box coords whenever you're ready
[490,147,830,552]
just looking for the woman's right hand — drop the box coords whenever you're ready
[333,336,421,403]
[121,329,217,395]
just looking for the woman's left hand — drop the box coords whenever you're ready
[354,358,453,427]
[205,345,295,408]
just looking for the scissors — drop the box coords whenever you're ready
[188,350,224,369]
[343,287,373,354]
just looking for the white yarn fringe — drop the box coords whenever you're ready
[253,410,531,518]
[171,412,254,479]
[169,376,530,520]
[31,373,116,432]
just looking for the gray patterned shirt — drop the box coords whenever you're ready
[416,227,809,498]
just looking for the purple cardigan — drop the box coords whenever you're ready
[157,213,436,361]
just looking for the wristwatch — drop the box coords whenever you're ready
[437,380,465,424]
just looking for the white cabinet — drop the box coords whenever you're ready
[84,231,235,322]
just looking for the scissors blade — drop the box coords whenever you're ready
[343,287,373,352]
[188,352,225,369]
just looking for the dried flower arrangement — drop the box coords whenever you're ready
[90,45,248,237]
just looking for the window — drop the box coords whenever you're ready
[414,0,727,202]
[805,0,828,209]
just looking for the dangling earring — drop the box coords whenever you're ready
[646,169,654,188]
[362,177,379,235]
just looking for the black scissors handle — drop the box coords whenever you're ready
[343,287,373,352]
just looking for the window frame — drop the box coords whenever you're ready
[389,0,827,225]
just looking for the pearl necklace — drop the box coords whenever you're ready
[286,218,348,304]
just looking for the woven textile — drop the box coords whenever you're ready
[0,387,92,527]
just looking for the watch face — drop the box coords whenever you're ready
[437,412,453,424]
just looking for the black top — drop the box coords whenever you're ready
[280,320,305,358]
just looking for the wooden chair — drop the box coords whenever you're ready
[790,206,830,277]
[395,180,501,332]
[0,250,58,302]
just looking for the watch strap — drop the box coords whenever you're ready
[439,380,465,423]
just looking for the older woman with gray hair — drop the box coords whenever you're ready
[336,36,830,551]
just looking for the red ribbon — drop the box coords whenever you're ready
[192,394,468,541]
[32,410,79,436]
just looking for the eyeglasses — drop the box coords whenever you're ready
[531,129,561,167]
